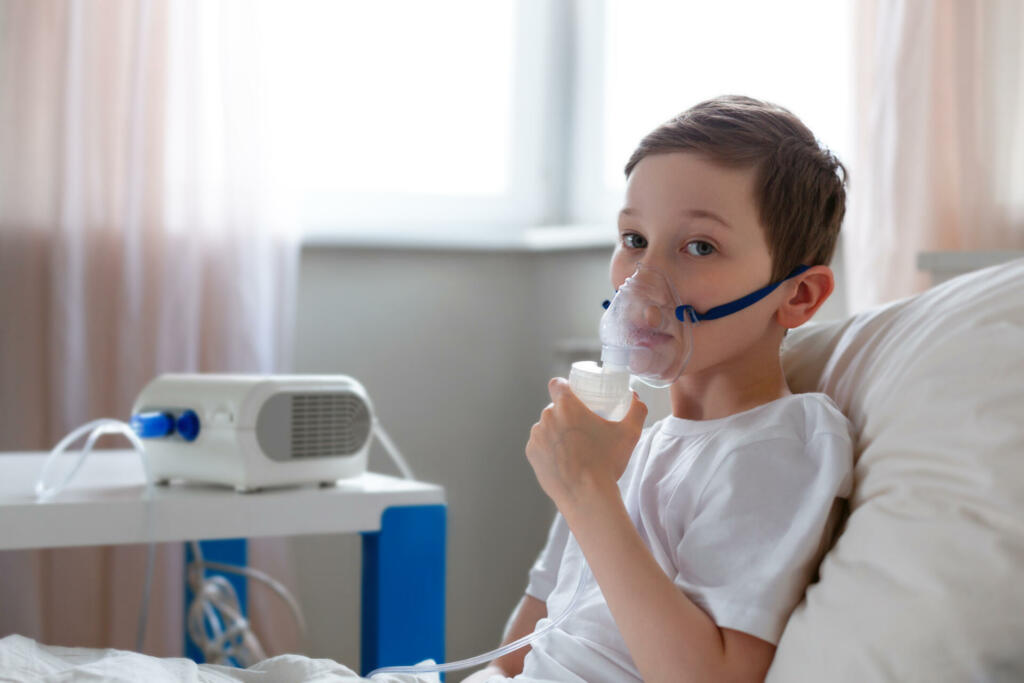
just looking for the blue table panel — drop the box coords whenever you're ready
[361,504,447,676]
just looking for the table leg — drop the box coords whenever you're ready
[360,504,446,676]
[184,538,248,663]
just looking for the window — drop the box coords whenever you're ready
[264,0,555,244]
[571,0,854,224]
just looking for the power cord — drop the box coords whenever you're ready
[185,539,307,666]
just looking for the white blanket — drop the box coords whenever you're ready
[0,635,443,683]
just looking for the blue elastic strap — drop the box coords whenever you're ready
[675,264,811,323]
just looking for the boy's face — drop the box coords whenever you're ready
[612,152,784,379]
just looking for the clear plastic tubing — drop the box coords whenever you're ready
[368,563,590,678]
[368,361,628,678]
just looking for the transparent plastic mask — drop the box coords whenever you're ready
[599,263,695,388]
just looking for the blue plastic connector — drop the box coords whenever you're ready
[176,410,201,442]
[131,412,176,438]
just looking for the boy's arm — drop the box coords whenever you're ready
[461,593,547,682]
[561,482,775,683]
[526,379,775,683]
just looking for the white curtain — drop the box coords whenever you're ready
[846,0,1024,312]
[0,0,300,656]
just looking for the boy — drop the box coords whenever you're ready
[466,96,853,683]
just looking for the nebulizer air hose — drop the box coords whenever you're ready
[368,560,591,678]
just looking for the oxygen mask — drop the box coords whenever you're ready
[599,263,695,388]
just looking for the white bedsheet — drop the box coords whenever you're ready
[0,635,443,683]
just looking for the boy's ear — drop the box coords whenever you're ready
[775,265,835,329]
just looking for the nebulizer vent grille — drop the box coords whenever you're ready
[290,393,371,458]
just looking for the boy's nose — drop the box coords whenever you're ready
[643,305,664,329]
[634,250,675,276]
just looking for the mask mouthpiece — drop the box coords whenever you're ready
[599,264,695,388]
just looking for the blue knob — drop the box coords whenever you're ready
[131,412,176,438]
[176,410,201,442]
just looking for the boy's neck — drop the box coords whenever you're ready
[668,335,791,421]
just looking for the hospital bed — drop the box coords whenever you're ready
[767,255,1024,681]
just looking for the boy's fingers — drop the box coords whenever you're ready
[547,377,571,403]
[549,377,591,419]
[625,392,648,428]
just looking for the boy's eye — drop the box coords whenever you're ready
[685,240,716,257]
[622,233,648,249]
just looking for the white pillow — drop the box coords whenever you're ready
[768,257,1024,682]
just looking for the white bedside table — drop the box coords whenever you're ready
[0,449,446,675]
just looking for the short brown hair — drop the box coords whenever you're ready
[624,95,847,282]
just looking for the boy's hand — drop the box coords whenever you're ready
[525,378,647,511]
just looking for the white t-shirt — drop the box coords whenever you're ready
[513,392,854,683]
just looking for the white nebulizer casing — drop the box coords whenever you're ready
[132,374,373,492]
